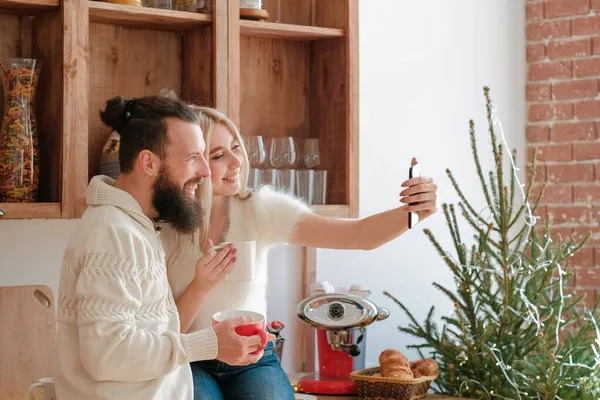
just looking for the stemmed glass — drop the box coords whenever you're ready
[269,137,296,169]
[246,135,266,168]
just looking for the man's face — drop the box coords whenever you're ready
[152,118,210,234]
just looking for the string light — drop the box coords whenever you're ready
[436,100,600,397]
[491,105,600,390]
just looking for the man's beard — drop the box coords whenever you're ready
[152,166,203,234]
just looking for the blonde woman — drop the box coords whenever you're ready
[160,107,439,400]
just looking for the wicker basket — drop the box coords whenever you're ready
[350,367,438,400]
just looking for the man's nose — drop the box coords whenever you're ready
[197,155,211,178]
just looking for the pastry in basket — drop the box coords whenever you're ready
[379,349,409,366]
[410,358,439,378]
[351,350,438,400]
[383,365,413,379]
[379,349,413,379]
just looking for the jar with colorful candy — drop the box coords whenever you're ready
[0,59,41,202]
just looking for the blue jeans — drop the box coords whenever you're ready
[191,342,295,400]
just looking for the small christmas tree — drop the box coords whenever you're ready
[385,88,600,399]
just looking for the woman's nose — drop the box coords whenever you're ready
[230,154,242,169]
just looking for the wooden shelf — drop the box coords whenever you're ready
[311,205,350,218]
[240,20,344,41]
[88,2,212,31]
[0,203,61,219]
[0,0,59,13]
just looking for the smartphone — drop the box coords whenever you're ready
[408,162,420,229]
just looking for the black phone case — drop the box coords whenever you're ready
[408,163,420,229]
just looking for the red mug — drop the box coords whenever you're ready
[212,310,268,354]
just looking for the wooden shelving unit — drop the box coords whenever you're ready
[231,0,358,218]
[0,0,357,220]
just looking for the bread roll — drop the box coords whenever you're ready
[410,358,439,377]
[379,349,412,379]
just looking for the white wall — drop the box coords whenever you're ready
[0,220,78,297]
[0,0,526,374]
[316,0,527,367]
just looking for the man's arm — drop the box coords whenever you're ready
[76,226,218,382]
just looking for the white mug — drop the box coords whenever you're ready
[210,240,256,282]
[29,377,56,400]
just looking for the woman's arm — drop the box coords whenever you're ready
[176,281,213,333]
[289,176,438,250]
[176,244,236,333]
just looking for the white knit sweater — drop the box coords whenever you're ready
[161,186,311,333]
[55,176,218,400]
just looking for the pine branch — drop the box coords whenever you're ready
[424,228,463,275]
[508,180,545,251]
[508,149,541,230]
[509,148,517,213]
[449,204,463,248]
[432,282,464,308]
[489,170,500,212]
[443,204,466,264]
[468,120,499,226]
[556,235,590,263]
[484,87,501,170]
[447,169,498,230]
[383,291,427,337]
[459,203,501,250]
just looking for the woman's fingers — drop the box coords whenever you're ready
[405,200,437,213]
[401,176,433,188]
[216,255,236,279]
[400,191,437,204]
[207,245,236,270]
[399,182,438,197]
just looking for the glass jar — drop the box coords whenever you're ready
[145,0,172,9]
[0,59,42,202]
[173,0,198,11]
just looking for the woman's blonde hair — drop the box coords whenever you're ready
[191,106,252,249]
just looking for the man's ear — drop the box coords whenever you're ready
[138,150,160,177]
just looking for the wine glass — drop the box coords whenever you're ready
[245,135,266,168]
[269,137,296,169]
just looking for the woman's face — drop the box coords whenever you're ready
[208,123,243,196]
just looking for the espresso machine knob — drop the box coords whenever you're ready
[328,302,345,320]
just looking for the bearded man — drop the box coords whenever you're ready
[55,95,266,400]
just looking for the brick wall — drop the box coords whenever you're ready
[526,0,600,308]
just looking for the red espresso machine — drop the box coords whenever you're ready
[296,284,390,395]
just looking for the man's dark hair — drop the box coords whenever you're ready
[99,95,199,173]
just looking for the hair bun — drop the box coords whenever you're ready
[99,96,130,133]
